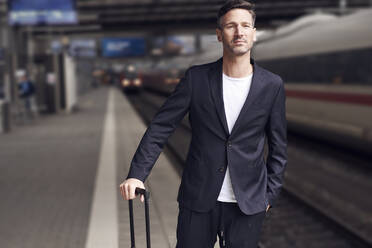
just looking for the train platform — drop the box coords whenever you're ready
[0,87,181,248]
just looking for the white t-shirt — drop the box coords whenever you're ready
[217,72,253,202]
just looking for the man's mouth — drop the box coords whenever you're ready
[233,40,246,44]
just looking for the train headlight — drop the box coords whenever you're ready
[122,79,130,87]
[134,78,142,86]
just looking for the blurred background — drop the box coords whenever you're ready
[0,0,372,248]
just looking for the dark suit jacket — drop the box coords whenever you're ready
[127,57,287,215]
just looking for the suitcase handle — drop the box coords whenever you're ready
[129,187,151,248]
[134,187,149,197]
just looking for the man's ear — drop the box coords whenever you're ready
[253,28,257,42]
[216,28,222,42]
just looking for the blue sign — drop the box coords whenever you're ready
[101,38,146,57]
[8,0,78,25]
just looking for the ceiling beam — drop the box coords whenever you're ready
[10,0,370,36]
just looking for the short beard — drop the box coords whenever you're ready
[226,42,251,56]
[231,46,250,56]
[222,35,252,56]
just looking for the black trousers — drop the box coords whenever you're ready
[176,201,266,248]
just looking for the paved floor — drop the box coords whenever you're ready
[0,87,181,248]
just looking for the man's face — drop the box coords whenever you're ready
[216,8,256,57]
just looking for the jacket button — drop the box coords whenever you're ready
[218,167,225,172]
[227,141,232,147]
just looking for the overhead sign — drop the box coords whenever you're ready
[101,38,146,57]
[8,0,78,25]
[69,39,97,57]
[151,35,195,56]
[166,35,195,55]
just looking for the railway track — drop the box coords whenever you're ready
[125,90,372,248]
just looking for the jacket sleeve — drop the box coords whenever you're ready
[265,79,288,207]
[126,68,192,182]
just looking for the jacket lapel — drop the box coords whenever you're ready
[208,58,229,137]
[230,59,265,137]
[208,57,266,138]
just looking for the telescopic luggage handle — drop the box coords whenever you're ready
[129,187,151,248]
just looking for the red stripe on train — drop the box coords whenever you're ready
[286,90,372,106]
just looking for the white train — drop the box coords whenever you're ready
[252,8,372,154]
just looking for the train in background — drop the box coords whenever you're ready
[253,9,372,85]
[139,8,372,155]
[118,64,143,93]
[252,8,372,154]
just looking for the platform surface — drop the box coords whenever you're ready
[0,87,182,248]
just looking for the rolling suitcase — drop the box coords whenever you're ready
[128,187,151,248]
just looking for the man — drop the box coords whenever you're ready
[18,75,36,119]
[120,1,287,247]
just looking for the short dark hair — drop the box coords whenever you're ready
[217,0,256,29]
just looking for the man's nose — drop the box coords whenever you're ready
[235,25,244,36]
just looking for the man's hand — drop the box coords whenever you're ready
[266,204,270,212]
[119,178,145,202]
